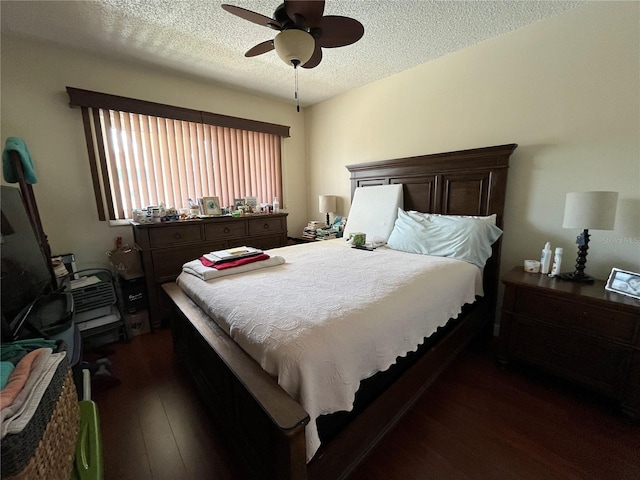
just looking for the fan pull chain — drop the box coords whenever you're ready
[294,63,300,112]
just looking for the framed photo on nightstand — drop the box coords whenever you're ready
[605,268,640,300]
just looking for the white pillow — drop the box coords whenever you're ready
[343,184,403,242]
[387,209,503,268]
[410,212,497,225]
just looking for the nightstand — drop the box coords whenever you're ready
[498,267,640,421]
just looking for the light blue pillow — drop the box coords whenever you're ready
[387,209,503,268]
[410,211,497,225]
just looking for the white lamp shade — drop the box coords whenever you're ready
[319,195,337,214]
[274,29,315,66]
[562,191,618,230]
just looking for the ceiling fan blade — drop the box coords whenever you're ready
[301,44,322,69]
[245,40,275,57]
[317,16,364,48]
[221,4,281,29]
[284,0,325,29]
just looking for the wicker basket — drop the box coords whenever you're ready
[1,361,80,480]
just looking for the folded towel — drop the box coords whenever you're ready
[1,339,58,364]
[0,348,49,410]
[201,253,271,270]
[2,137,37,184]
[183,255,285,281]
[1,351,65,438]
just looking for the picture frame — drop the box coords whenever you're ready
[234,198,245,210]
[605,268,640,300]
[201,196,221,216]
[244,196,258,209]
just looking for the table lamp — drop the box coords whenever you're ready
[319,195,337,227]
[559,191,618,283]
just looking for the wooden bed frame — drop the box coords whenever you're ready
[162,143,517,480]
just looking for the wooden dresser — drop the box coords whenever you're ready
[132,213,288,329]
[498,267,640,421]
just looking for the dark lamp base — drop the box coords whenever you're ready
[560,229,596,284]
[558,271,595,283]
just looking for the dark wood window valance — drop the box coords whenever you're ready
[66,87,290,138]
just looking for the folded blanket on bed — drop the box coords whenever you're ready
[200,253,270,270]
[183,255,285,281]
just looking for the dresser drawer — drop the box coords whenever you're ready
[205,221,247,239]
[238,234,286,250]
[509,319,629,396]
[149,224,203,247]
[248,216,285,236]
[513,290,636,342]
[152,242,225,281]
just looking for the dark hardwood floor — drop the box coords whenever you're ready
[91,329,639,480]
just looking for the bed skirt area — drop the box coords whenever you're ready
[315,303,473,445]
[163,282,491,480]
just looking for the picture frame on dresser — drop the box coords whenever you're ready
[201,197,221,216]
[605,268,640,299]
[244,196,258,209]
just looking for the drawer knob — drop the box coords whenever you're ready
[263,223,270,230]
[173,232,182,240]
[223,227,230,233]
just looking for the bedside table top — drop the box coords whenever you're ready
[502,267,640,312]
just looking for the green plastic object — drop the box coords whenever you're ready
[70,400,103,480]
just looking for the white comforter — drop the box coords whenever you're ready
[176,239,483,461]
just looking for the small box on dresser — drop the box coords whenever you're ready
[498,267,640,421]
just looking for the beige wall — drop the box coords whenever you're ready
[305,1,640,282]
[1,35,308,269]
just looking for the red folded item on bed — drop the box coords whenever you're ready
[200,253,270,270]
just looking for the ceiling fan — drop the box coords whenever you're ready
[221,1,365,69]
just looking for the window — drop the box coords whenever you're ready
[67,87,289,221]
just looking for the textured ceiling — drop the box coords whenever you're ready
[1,0,584,107]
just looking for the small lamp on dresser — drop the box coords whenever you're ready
[559,191,618,283]
[319,195,337,227]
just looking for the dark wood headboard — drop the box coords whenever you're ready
[346,143,517,318]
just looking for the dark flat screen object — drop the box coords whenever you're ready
[1,186,53,332]
[352,245,375,251]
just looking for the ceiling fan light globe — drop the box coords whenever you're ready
[274,29,315,66]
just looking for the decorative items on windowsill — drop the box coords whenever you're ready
[131,195,280,223]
